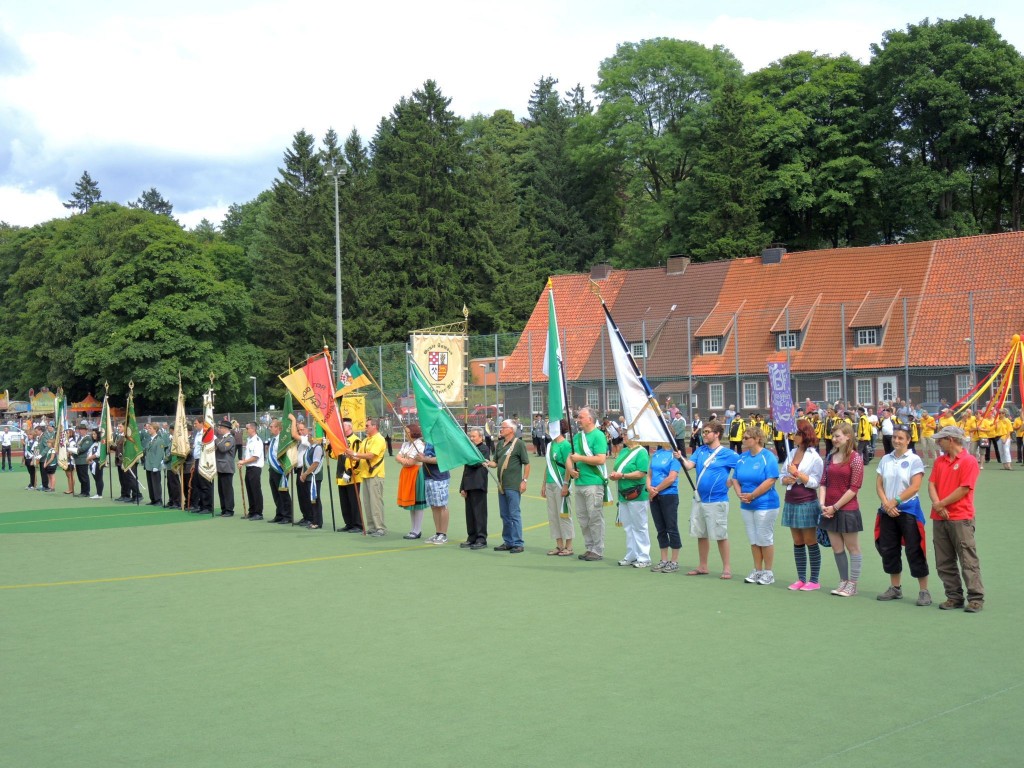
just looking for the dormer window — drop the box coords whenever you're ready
[855,328,879,347]
[777,331,799,351]
[702,338,721,355]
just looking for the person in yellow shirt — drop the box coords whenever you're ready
[995,409,1014,470]
[977,410,997,466]
[958,409,979,463]
[919,410,937,462]
[1013,413,1024,466]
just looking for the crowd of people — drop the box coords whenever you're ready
[11,398,991,613]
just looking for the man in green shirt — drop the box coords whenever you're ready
[493,419,530,553]
[568,406,608,561]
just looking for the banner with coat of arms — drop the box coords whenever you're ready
[410,333,465,405]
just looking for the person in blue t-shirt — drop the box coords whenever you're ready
[417,442,451,544]
[730,426,781,586]
[648,444,683,573]
[680,421,739,578]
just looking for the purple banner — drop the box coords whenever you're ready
[767,362,796,434]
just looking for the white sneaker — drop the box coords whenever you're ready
[425,534,438,544]
[633,560,652,568]
[830,581,849,596]
[618,558,637,567]
[757,570,775,585]
[744,570,761,583]
[90,495,101,500]
[431,533,447,545]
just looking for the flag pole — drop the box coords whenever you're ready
[590,280,695,491]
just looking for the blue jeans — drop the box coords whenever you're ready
[498,490,523,547]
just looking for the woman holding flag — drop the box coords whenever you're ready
[541,418,574,556]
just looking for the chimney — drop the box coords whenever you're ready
[590,262,613,281]
[666,255,690,275]
[761,247,786,264]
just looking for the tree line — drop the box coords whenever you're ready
[1,16,1021,410]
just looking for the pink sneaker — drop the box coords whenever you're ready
[800,582,821,591]
[788,580,806,591]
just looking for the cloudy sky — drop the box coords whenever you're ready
[2,1,1021,229]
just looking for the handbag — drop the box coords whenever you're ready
[816,526,832,548]
[622,484,642,501]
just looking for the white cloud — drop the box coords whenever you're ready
[0,185,67,226]
[2,1,1023,229]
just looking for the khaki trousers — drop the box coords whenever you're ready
[575,484,605,556]
[932,518,984,604]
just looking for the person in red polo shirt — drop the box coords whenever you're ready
[928,425,985,612]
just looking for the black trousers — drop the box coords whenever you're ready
[268,469,292,520]
[464,489,488,543]
[217,472,235,515]
[650,493,682,550]
[875,511,929,578]
[117,464,130,498]
[338,482,363,529]
[296,476,322,526]
[146,469,162,504]
[245,466,263,516]
[27,463,37,488]
[123,466,142,502]
[882,435,894,455]
[193,474,214,512]
[76,463,91,495]
[167,468,181,507]
[91,466,104,497]
[1,445,11,469]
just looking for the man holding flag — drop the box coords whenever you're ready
[265,418,293,524]
[567,406,609,562]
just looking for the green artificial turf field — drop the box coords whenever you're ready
[1,455,1020,767]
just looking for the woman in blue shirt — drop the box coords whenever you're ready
[648,443,683,572]
[730,426,781,585]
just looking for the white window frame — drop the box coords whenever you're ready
[877,376,897,403]
[586,388,599,410]
[855,328,878,346]
[824,379,842,404]
[990,373,1012,403]
[630,341,647,359]
[607,389,620,412]
[955,374,973,400]
[742,381,759,409]
[702,337,720,355]
[777,331,798,351]
[855,378,873,407]
[689,394,698,411]
[531,390,544,416]
[925,379,939,402]
[709,383,724,410]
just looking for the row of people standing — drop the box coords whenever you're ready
[539,415,983,612]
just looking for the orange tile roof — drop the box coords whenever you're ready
[500,272,627,383]
[501,231,1024,384]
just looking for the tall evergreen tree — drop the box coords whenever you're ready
[250,130,333,372]
[64,171,102,213]
[129,187,174,216]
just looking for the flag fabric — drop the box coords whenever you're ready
[542,282,569,440]
[53,388,67,439]
[280,354,347,456]
[170,381,190,469]
[336,351,371,397]
[98,391,112,466]
[410,358,486,473]
[602,302,677,447]
[767,362,797,434]
[122,388,144,470]
[198,387,217,482]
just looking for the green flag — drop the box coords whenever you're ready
[542,280,568,439]
[122,387,143,470]
[277,390,295,475]
[410,359,483,473]
[98,390,112,466]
